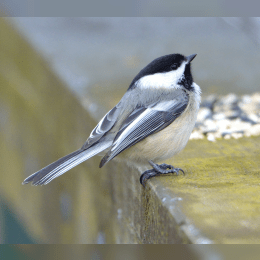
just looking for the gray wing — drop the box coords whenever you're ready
[99,91,189,167]
[81,101,123,149]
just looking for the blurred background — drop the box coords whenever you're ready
[0,17,260,255]
[9,17,260,118]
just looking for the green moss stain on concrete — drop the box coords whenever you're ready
[0,18,100,243]
[101,132,260,243]
[145,136,260,243]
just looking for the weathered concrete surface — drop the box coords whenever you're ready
[1,17,260,245]
[168,136,260,243]
[93,135,260,244]
[0,18,101,243]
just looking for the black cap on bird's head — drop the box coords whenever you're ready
[128,53,197,91]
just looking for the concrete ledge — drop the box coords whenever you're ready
[1,18,260,244]
[93,135,260,243]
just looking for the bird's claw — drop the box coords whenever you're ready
[140,169,157,187]
[140,162,185,187]
[159,163,174,170]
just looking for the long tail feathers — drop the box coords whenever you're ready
[22,141,111,186]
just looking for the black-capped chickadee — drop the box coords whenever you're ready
[23,53,201,187]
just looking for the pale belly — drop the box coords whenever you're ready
[120,99,199,166]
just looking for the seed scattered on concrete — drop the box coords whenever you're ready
[190,93,260,141]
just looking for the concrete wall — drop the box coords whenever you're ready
[0,18,100,243]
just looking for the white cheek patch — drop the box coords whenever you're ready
[136,62,186,90]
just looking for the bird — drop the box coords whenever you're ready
[22,53,201,187]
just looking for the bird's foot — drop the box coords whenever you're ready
[140,161,184,187]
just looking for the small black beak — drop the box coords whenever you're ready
[186,54,197,63]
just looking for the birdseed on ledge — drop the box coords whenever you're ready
[190,93,260,142]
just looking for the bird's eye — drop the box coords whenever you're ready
[171,64,178,70]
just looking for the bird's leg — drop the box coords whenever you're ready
[148,160,185,175]
[140,160,184,187]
